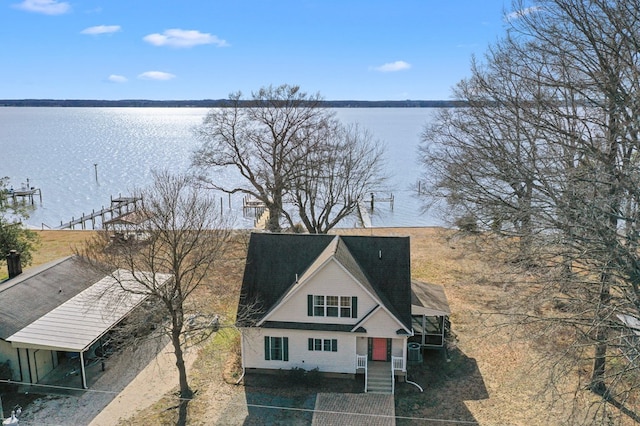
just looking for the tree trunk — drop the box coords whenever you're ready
[266,192,283,232]
[590,271,610,395]
[173,331,191,398]
[171,318,192,426]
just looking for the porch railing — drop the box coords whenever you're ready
[392,355,405,372]
[356,354,367,392]
[391,356,405,394]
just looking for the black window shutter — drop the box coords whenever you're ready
[307,295,313,316]
[283,337,289,361]
[264,336,271,360]
[308,338,313,351]
[386,338,392,361]
[332,339,338,352]
[352,297,358,318]
[367,337,372,361]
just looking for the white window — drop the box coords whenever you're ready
[308,295,357,318]
[264,336,288,361]
[340,296,352,317]
[326,296,339,317]
[308,338,337,352]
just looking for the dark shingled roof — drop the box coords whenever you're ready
[0,256,106,340]
[237,233,412,330]
[262,321,362,332]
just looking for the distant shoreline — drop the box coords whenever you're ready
[0,99,465,108]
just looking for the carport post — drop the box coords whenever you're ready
[79,351,88,389]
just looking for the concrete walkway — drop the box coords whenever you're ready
[312,393,395,426]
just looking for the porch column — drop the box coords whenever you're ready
[79,351,88,389]
[402,338,407,371]
[422,315,426,346]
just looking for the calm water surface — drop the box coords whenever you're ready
[1,107,440,229]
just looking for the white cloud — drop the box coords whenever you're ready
[108,74,128,83]
[12,0,70,15]
[143,29,228,48]
[505,6,542,21]
[138,71,176,81]
[81,25,121,35]
[372,61,411,73]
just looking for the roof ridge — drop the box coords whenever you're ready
[0,255,75,294]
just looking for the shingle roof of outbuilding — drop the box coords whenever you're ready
[0,256,105,340]
[237,232,412,330]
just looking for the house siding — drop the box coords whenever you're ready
[267,259,381,325]
[0,339,20,380]
[358,308,405,338]
[242,328,357,374]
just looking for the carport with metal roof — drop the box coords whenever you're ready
[1,256,172,389]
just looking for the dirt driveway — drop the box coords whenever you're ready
[15,338,198,426]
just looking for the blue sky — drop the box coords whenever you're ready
[2,0,514,100]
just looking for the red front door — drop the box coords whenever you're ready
[372,338,387,361]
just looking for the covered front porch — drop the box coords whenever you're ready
[355,337,406,394]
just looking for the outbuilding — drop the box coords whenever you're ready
[0,255,171,389]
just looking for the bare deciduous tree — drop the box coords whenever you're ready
[193,84,387,233]
[419,0,640,422]
[192,84,334,232]
[292,123,386,233]
[80,170,231,426]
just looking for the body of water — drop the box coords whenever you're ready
[1,107,440,229]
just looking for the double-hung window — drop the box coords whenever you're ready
[308,295,357,318]
[264,336,289,361]
[340,296,352,317]
[308,338,338,352]
[313,295,325,316]
[326,296,339,317]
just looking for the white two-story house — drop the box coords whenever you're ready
[236,232,414,393]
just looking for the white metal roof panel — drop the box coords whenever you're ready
[7,270,172,352]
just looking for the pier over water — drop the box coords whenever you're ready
[54,195,142,230]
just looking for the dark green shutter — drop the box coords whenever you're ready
[308,295,313,316]
[367,338,373,361]
[386,338,392,361]
[332,339,338,352]
[283,337,289,361]
[352,297,358,318]
[264,336,271,360]
[308,338,313,351]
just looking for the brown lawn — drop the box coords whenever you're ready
[15,228,637,425]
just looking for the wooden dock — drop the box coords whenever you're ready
[2,178,42,206]
[56,195,142,230]
[3,187,42,205]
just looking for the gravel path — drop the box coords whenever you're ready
[16,338,197,426]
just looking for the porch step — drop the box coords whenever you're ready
[367,362,393,394]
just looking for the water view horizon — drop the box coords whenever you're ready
[1,107,443,230]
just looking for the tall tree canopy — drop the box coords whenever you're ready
[193,84,386,233]
[420,0,640,422]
